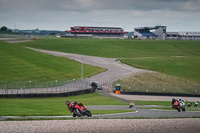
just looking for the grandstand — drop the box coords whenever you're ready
[65,26,128,38]
[134,26,167,40]
[134,27,157,39]
[64,25,200,40]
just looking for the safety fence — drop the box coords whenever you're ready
[0,34,31,40]
[0,73,133,97]
[0,79,90,95]
[1,72,200,97]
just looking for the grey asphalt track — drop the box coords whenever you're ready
[1,105,200,120]
[28,47,149,83]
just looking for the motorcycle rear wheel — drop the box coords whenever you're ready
[73,109,81,117]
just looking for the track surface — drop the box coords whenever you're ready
[28,48,149,83]
[1,105,200,120]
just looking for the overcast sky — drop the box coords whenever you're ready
[0,0,200,32]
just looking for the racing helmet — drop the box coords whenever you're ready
[65,100,70,106]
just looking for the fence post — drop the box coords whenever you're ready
[51,81,53,94]
[47,82,48,94]
[17,82,18,89]
[60,82,61,93]
[23,82,25,94]
[4,81,8,95]
[36,81,37,94]
[41,82,43,94]
[29,80,32,93]
[10,84,13,94]
[55,80,57,93]
[17,82,18,95]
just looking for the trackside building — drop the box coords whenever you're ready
[65,26,128,38]
[134,26,167,40]
[166,32,200,40]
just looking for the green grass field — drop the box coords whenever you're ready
[0,40,105,84]
[20,38,200,83]
[121,56,200,83]
[20,39,200,58]
[0,92,128,116]
[1,38,200,117]
[114,73,200,94]
[0,38,199,92]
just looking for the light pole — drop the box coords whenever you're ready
[73,79,75,91]
[56,80,57,93]
[29,80,32,93]
[81,58,83,79]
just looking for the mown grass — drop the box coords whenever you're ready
[0,92,128,116]
[0,40,105,84]
[121,56,200,83]
[1,38,200,92]
[20,38,200,83]
[114,73,200,94]
[134,100,171,106]
[20,39,200,58]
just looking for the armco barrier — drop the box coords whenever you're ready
[0,88,95,98]
[120,91,200,97]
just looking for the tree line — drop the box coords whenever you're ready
[0,26,12,33]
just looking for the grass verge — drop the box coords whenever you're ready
[114,72,200,94]
[20,38,200,92]
[0,40,105,88]
[134,100,171,106]
[0,92,128,116]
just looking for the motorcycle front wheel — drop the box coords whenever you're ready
[85,110,92,117]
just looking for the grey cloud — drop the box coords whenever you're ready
[0,0,200,31]
[1,0,200,12]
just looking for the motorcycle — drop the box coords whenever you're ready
[180,101,185,112]
[187,102,192,107]
[194,101,199,107]
[172,99,185,112]
[71,102,92,117]
[173,100,181,112]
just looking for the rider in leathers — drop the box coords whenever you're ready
[65,100,86,117]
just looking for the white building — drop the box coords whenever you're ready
[166,32,200,40]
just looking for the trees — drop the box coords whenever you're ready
[0,26,8,31]
[0,26,12,33]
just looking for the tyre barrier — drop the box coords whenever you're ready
[120,91,200,97]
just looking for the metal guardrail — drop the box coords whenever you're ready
[0,79,90,95]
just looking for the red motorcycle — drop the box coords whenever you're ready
[172,98,185,112]
[69,102,92,117]
[173,101,181,112]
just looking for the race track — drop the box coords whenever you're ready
[1,48,199,133]
[28,47,149,83]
